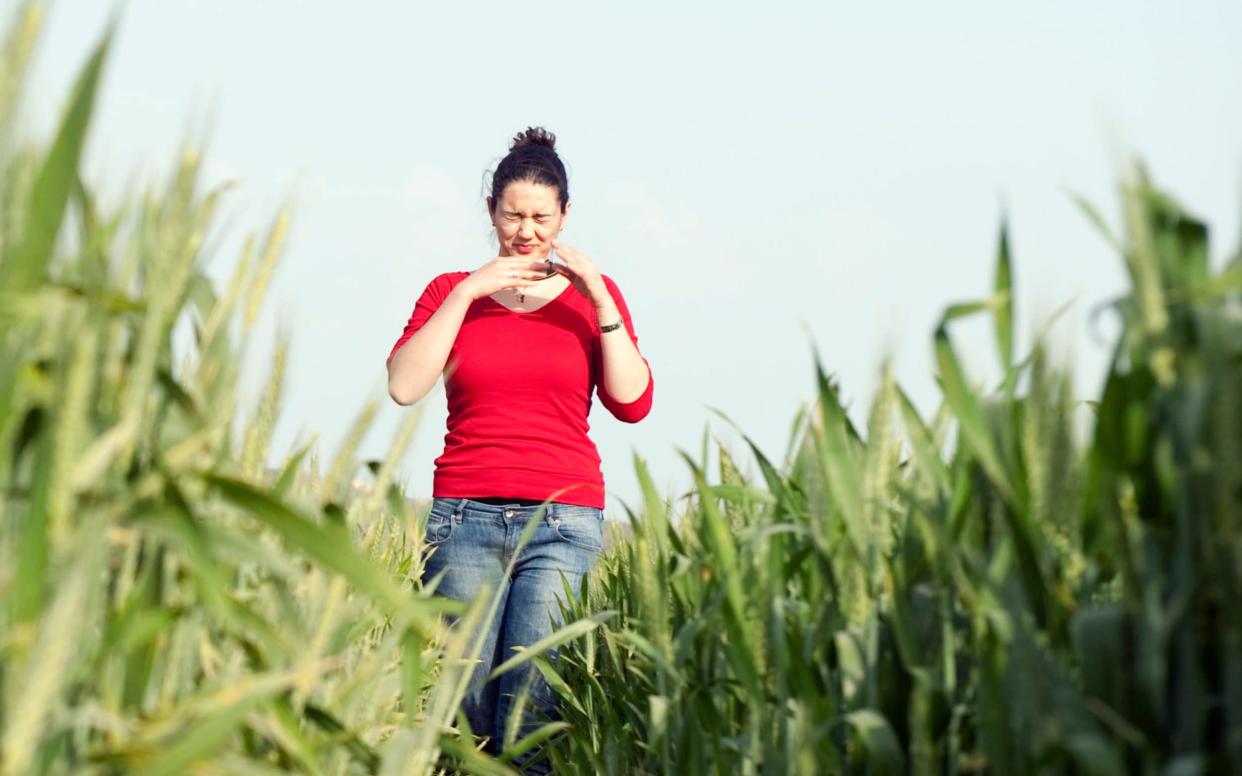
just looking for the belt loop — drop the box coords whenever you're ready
[454,498,467,523]
[546,501,560,525]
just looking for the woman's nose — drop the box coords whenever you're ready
[518,219,536,238]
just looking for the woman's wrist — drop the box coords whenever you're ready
[594,296,620,321]
[597,306,624,333]
[591,281,615,309]
[449,281,480,304]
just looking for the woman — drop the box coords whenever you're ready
[385,127,653,767]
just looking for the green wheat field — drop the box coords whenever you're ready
[2,5,1240,775]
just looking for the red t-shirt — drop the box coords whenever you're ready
[386,272,653,508]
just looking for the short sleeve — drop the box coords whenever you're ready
[595,275,654,423]
[386,273,466,366]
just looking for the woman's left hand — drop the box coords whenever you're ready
[550,241,610,310]
[552,240,650,407]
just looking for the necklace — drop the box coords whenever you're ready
[517,276,554,303]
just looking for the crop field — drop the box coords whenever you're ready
[2,6,1240,775]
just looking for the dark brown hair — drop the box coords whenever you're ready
[488,127,569,213]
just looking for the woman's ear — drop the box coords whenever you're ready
[486,196,494,215]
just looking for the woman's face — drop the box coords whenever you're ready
[488,180,569,259]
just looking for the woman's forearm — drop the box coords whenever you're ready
[387,286,473,405]
[595,297,651,403]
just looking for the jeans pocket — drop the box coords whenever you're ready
[424,500,456,546]
[551,506,604,554]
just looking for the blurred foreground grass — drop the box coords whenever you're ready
[4,4,1242,775]
[544,144,1242,775]
[0,7,535,775]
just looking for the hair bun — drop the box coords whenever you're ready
[510,126,557,152]
[489,127,569,212]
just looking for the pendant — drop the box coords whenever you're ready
[518,290,525,303]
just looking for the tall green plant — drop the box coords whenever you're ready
[0,6,528,774]
[544,172,1242,774]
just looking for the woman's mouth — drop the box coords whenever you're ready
[514,243,537,255]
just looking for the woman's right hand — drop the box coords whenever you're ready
[457,257,551,300]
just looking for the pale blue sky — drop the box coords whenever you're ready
[23,1,1242,514]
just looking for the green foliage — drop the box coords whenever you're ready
[5,4,1241,775]
[541,175,1242,773]
[0,7,520,774]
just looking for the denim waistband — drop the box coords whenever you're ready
[470,496,545,507]
[433,497,601,519]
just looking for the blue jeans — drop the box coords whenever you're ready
[421,497,604,769]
